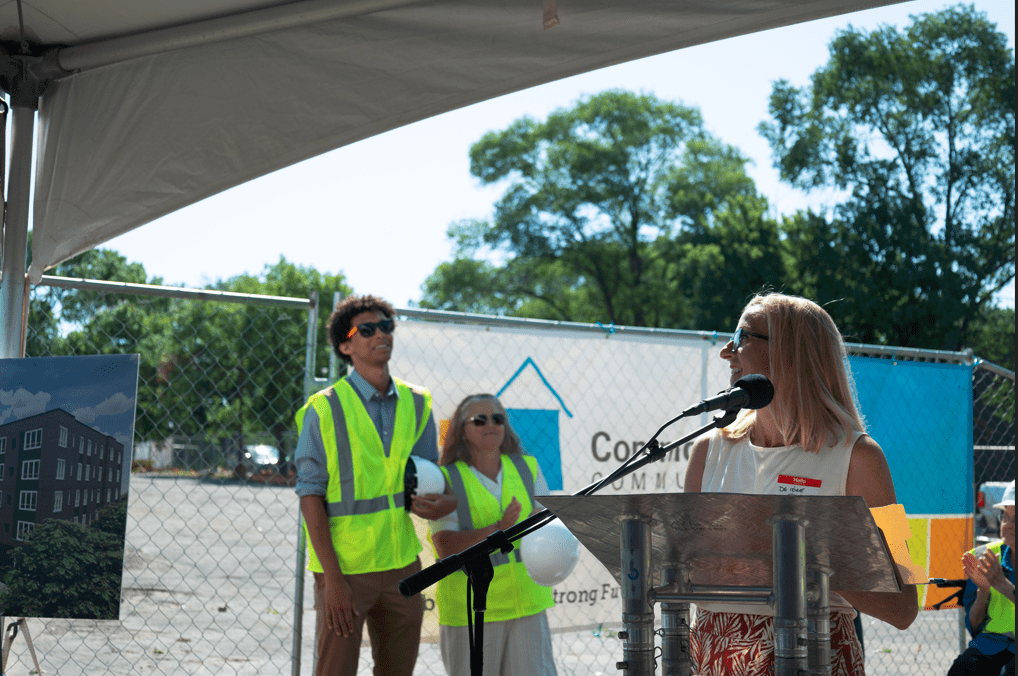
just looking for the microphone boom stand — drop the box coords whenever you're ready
[399,410,740,675]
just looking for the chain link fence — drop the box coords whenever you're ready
[972,360,1015,485]
[1,279,1014,675]
[6,277,320,675]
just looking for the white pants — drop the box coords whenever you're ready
[440,611,557,676]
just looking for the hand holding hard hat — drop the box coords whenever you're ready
[405,456,446,497]
[404,457,456,520]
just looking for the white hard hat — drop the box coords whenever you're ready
[993,481,1015,509]
[520,517,580,587]
[407,457,446,497]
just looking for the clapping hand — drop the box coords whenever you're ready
[499,497,522,530]
[962,548,1005,592]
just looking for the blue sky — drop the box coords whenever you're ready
[0,355,139,448]
[106,0,1015,311]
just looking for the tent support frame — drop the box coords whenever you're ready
[0,54,44,358]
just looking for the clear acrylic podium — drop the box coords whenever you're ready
[539,493,901,676]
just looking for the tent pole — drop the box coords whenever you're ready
[0,103,36,358]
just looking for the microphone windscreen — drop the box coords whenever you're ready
[734,374,774,409]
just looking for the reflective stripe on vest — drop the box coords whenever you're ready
[969,541,1016,639]
[296,376,431,574]
[435,454,554,625]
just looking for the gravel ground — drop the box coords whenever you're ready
[1,476,965,675]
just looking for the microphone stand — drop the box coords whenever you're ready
[399,408,741,675]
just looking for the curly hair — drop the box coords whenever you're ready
[438,394,524,467]
[723,292,866,453]
[326,294,396,364]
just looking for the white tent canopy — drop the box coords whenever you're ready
[0,0,906,355]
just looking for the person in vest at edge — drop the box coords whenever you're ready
[949,480,1015,676]
[684,292,918,676]
[430,394,557,676]
[294,294,457,676]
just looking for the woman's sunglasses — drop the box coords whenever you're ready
[466,413,505,427]
[346,319,395,339]
[732,327,769,347]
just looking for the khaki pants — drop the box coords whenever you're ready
[439,611,556,676]
[313,558,424,676]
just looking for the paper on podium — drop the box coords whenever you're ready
[869,504,928,585]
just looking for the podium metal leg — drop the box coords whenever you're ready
[768,515,808,676]
[807,566,833,676]
[620,519,655,676]
[659,567,691,676]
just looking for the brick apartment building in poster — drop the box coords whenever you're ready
[0,408,125,556]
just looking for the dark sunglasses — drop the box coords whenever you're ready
[732,327,769,347]
[346,319,395,339]
[466,413,505,427]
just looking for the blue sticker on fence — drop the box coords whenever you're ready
[849,356,973,515]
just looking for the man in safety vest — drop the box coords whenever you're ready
[948,480,1015,676]
[295,294,456,676]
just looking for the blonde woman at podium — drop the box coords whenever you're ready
[429,394,557,676]
[684,293,918,676]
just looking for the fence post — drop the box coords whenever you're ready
[292,291,319,676]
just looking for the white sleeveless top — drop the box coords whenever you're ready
[697,427,864,615]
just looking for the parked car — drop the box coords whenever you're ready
[975,480,1011,544]
[234,444,281,478]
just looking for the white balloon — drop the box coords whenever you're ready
[520,517,580,586]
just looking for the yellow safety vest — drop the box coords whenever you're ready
[968,541,1015,639]
[296,376,432,575]
[435,454,554,626]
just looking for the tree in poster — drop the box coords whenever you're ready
[760,5,1015,349]
[0,498,129,619]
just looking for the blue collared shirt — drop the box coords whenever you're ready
[294,369,438,497]
[963,543,1015,656]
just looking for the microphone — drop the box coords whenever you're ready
[681,374,774,417]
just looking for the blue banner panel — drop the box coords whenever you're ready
[849,357,972,515]
[506,408,563,491]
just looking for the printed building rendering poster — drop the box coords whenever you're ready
[0,355,139,620]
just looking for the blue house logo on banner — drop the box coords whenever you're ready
[497,357,572,491]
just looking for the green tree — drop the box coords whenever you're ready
[25,234,155,359]
[420,90,786,331]
[966,305,1015,372]
[27,244,350,467]
[92,495,130,538]
[1,516,125,619]
[150,257,350,465]
[760,5,1015,349]
[665,136,788,331]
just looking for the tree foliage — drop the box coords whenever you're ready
[0,500,129,619]
[419,90,784,332]
[760,5,1015,349]
[420,8,1014,355]
[26,246,350,460]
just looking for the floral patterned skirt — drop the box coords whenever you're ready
[690,609,865,676]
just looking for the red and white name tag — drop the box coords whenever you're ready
[777,474,822,496]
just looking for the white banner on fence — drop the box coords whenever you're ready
[393,319,732,633]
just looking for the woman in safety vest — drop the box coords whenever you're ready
[948,480,1015,676]
[430,394,557,676]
